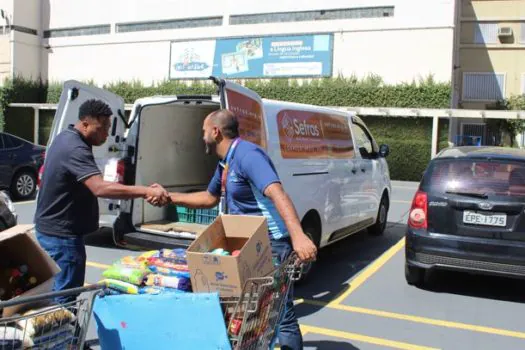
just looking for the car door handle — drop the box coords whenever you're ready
[361,168,366,173]
[351,169,357,174]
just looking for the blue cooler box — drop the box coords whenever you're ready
[93,292,232,350]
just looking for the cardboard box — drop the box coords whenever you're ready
[186,215,274,297]
[0,225,60,317]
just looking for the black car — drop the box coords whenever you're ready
[0,132,45,200]
[405,146,525,286]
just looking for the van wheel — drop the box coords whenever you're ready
[11,170,37,200]
[405,263,425,286]
[295,226,320,285]
[368,195,388,236]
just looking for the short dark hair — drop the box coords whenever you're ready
[78,99,113,120]
[209,109,239,139]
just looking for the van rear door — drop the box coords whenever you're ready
[211,77,267,150]
[48,80,128,219]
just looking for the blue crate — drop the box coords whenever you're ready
[169,205,219,225]
[195,206,220,225]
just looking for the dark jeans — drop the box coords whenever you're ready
[271,238,303,350]
[36,231,86,304]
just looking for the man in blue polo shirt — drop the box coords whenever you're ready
[35,99,169,303]
[165,109,317,350]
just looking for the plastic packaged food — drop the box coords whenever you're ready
[102,266,149,285]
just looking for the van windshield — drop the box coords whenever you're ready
[421,158,525,198]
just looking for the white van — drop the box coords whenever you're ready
[46,77,391,276]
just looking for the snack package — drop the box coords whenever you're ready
[137,250,160,262]
[147,257,189,272]
[0,327,34,348]
[17,306,76,337]
[145,274,191,291]
[117,256,150,270]
[99,279,140,295]
[32,324,74,346]
[148,265,190,279]
[139,286,188,295]
[102,265,149,286]
[158,248,188,265]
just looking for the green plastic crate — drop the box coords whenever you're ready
[170,205,195,223]
[195,206,220,225]
[168,205,218,224]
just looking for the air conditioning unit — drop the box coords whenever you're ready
[498,26,513,37]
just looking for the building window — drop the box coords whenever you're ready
[520,22,525,44]
[474,23,499,44]
[462,73,505,101]
[116,17,223,33]
[229,7,394,25]
[44,25,111,38]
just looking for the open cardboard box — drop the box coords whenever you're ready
[186,215,274,297]
[0,225,60,317]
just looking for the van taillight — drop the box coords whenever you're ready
[408,190,428,229]
[116,159,125,184]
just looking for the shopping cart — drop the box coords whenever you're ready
[220,252,303,350]
[0,284,103,350]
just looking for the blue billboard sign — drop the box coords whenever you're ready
[169,34,333,79]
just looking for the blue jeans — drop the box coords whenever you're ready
[271,238,303,350]
[36,231,86,304]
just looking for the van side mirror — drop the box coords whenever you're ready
[379,144,390,157]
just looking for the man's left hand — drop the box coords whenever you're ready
[291,232,317,263]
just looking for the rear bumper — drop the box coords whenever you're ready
[406,228,525,278]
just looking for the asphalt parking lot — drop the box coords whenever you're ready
[14,181,525,349]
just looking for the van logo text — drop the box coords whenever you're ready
[281,113,320,139]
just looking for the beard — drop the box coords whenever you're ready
[205,141,216,155]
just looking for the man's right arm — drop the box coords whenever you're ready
[65,146,168,204]
[83,174,168,202]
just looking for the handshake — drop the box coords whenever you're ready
[145,183,171,207]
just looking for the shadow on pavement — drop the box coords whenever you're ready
[84,228,144,253]
[418,269,525,304]
[294,222,406,313]
[304,340,360,349]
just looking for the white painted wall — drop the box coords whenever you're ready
[12,0,39,31]
[333,29,454,83]
[43,0,454,28]
[47,41,171,84]
[12,32,40,80]
[8,0,457,85]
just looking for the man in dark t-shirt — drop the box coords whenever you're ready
[35,99,169,303]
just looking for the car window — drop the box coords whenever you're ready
[352,124,374,156]
[0,134,4,150]
[422,158,525,198]
[3,134,23,149]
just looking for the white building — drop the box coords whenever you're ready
[0,0,456,86]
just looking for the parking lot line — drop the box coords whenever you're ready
[85,259,525,341]
[327,237,406,307]
[14,200,36,205]
[297,299,525,340]
[86,261,111,269]
[300,324,439,350]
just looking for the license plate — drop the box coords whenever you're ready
[463,211,507,227]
